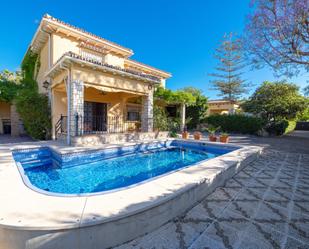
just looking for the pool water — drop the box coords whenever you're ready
[13,142,235,195]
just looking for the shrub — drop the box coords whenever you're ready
[15,89,51,140]
[153,105,168,131]
[14,50,51,140]
[297,108,309,121]
[265,119,296,136]
[205,114,264,134]
[285,120,296,134]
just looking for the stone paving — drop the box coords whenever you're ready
[115,150,309,249]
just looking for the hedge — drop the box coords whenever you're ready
[204,114,264,134]
[265,119,296,136]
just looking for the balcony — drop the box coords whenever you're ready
[48,51,162,84]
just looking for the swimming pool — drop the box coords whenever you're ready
[13,140,237,195]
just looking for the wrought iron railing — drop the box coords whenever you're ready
[55,114,145,137]
[83,115,141,134]
[55,115,67,139]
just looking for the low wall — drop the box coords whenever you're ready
[296,121,309,131]
[71,131,169,146]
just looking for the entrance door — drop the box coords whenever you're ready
[84,102,107,133]
[2,119,11,134]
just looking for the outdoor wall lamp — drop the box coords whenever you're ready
[43,80,50,90]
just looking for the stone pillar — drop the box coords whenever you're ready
[141,91,153,132]
[69,80,84,137]
[180,103,186,132]
[10,104,20,137]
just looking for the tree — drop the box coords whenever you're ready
[244,0,309,77]
[304,85,309,96]
[154,86,196,105]
[15,51,51,140]
[181,87,208,129]
[209,33,249,101]
[242,81,308,122]
[0,70,21,103]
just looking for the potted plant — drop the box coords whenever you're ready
[193,131,202,140]
[182,128,189,139]
[219,132,230,143]
[205,126,220,142]
[181,118,192,139]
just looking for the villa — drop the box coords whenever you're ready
[24,14,171,145]
[206,99,240,115]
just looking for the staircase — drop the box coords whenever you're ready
[55,115,67,140]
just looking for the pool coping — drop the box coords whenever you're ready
[0,139,262,232]
[13,141,240,198]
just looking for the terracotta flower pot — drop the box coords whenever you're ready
[182,131,189,139]
[219,136,229,143]
[209,135,217,142]
[193,132,202,140]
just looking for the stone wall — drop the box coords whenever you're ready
[71,131,169,146]
[141,90,153,132]
[69,80,84,137]
[10,104,20,137]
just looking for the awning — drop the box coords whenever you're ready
[84,83,145,95]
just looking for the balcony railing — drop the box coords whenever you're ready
[55,114,142,139]
[55,51,161,83]
[83,115,141,134]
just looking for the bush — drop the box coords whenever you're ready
[297,108,309,121]
[15,89,51,140]
[205,114,264,134]
[153,105,169,131]
[265,119,296,136]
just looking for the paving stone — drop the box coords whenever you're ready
[236,187,265,201]
[238,236,277,249]
[243,223,285,249]
[115,150,309,249]
[292,200,309,216]
[190,222,243,249]
[283,236,308,249]
[224,199,260,220]
[265,188,294,201]
[217,209,252,231]
[253,201,289,234]
[200,199,230,219]
[188,235,227,249]
[224,178,244,188]
[288,211,309,244]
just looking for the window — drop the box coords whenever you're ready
[127,105,141,121]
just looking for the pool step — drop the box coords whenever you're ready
[20,158,53,170]
[13,148,53,170]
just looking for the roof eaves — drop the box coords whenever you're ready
[43,14,133,56]
[46,52,162,84]
[125,58,172,78]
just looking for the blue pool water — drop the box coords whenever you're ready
[13,141,236,195]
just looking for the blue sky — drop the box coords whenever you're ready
[0,0,308,99]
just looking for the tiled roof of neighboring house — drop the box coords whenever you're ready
[43,14,133,55]
[50,51,161,83]
[208,99,238,103]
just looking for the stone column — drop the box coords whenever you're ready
[141,91,153,132]
[10,104,20,137]
[69,80,84,137]
[180,103,186,132]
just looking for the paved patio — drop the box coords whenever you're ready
[115,146,309,248]
[0,135,33,144]
[1,133,309,248]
